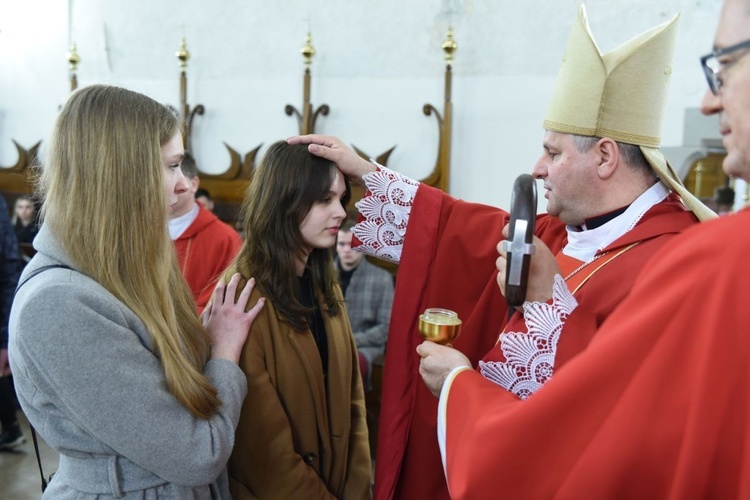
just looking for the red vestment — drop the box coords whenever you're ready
[173,205,242,312]
[371,184,697,500]
[444,208,750,499]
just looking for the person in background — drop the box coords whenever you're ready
[195,188,215,212]
[169,152,242,312]
[714,185,736,214]
[0,194,22,451]
[415,0,750,497]
[9,85,264,498]
[700,195,719,212]
[224,140,371,499]
[336,220,394,390]
[11,194,39,264]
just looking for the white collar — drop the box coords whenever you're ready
[563,182,669,262]
[168,203,200,240]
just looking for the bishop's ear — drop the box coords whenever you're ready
[595,137,619,180]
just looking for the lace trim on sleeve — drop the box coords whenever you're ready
[479,274,578,399]
[351,163,419,263]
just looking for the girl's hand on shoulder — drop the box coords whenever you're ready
[203,273,265,364]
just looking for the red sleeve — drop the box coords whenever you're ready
[375,183,567,499]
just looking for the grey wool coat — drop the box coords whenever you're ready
[9,225,247,499]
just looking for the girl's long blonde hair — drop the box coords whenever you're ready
[40,85,219,418]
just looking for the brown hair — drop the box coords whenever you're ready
[180,151,199,179]
[225,141,350,331]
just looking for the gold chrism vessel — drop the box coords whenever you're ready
[418,308,462,345]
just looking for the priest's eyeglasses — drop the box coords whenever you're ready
[701,39,750,95]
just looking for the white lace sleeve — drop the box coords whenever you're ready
[479,274,578,399]
[351,162,419,263]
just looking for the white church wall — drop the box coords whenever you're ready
[0,0,723,210]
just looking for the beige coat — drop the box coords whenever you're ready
[228,285,372,499]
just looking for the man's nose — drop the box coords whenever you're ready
[531,158,546,179]
[700,88,722,116]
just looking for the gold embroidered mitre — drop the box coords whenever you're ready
[544,4,677,146]
[544,5,716,221]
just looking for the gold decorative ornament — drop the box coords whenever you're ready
[286,32,329,134]
[694,161,706,197]
[169,37,204,153]
[176,38,190,68]
[301,33,315,66]
[67,44,80,70]
[442,28,457,64]
[67,44,80,92]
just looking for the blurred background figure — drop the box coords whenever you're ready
[195,188,215,212]
[700,196,719,212]
[336,221,394,391]
[0,194,23,451]
[714,186,735,215]
[169,152,242,312]
[11,195,38,265]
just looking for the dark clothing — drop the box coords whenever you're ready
[14,219,38,261]
[1,195,21,348]
[298,272,329,376]
[0,377,16,427]
[338,266,355,295]
[0,195,21,430]
[14,220,38,245]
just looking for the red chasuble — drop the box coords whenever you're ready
[173,205,242,313]
[371,184,697,500]
[444,208,750,499]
